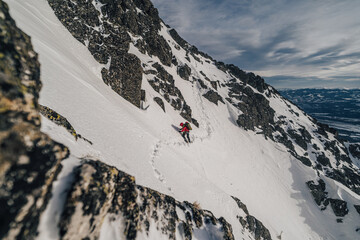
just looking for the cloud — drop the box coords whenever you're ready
[152,0,360,89]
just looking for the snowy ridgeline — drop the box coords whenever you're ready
[2,0,360,240]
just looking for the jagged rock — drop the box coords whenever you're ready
[306,180,350,217]
[40,105,93,144]
[153,96,165,112]
[228,84,274,136]
[169,28,213,63]
[231,196,272,240]
[47,0,175,108]
[210,80,218,90]
[180,102,194,122]
[316,122,338,139]
[274,127,295,152]
[329,199,348,217]
[306,179,328,209]
[0,3,68,239]
[178,64,191,81]
[200,70,211,81]
[288,129,308,151]
[226,64,267,93]
[141,89,146,101]
[60,159,237,239]
[215,61,228,73]
[231,196,249,215]
[296,155,312,167]
[349,143,360,159]
[203,89,225,105]
[191,118,199,128]
[218,217,235,240]
[169,28,189,50]
[59,160,139,240]
[148,63,198,125]
[152,62,174,83]
[326,167,360,195]
[40,105,76,136]
[316,153,330,167]
[354,205,360,215]
[324,140,351,165]
[246,215,272,240]
[195,78,207,89]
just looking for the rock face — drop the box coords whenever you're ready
[59,160,238,240]
[232,197,272,240]
[203,89,225,105]
[153,96,165,112]
[178,64,191,81]
[0,2,68,239]
[47,0,200,126]
[47,0,153,107]
[306,179,350,218]
[40,105,92,144]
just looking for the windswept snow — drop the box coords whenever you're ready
[5,0,360,239]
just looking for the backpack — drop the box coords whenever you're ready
[185,122,192,130]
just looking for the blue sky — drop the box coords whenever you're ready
[152,0,360,89]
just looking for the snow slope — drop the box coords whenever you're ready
[6,0,360,239]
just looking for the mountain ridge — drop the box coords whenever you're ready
[1,0,360,239]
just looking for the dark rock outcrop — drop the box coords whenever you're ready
[328,199,348,217]
[354,205,360,216]
[39,105,92,144]
[60,159,237,240]
[226,64,267,93]
[226,81,274,136]
[148,62,198,125]
[326,167,360,195]
[153,96,165,112]
[203,89,225,105]
[232,196,272,240]
[0,2,68,239]
[178,64,191,81]
[196,78,208,89]
[349,143,360,159]
[306,179,350,218]
[306,179,328,210]
[47,0,174,108]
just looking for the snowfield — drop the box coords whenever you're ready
[5,0,360,239]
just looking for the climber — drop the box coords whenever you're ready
[179,122,191,143]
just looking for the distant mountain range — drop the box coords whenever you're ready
[280,88,360,143]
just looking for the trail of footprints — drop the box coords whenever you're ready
[149,81,214,193]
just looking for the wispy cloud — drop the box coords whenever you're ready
[152,0,360,89]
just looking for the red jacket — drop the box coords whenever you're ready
[180,126,189,132]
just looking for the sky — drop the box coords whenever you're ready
[152,0,360,89]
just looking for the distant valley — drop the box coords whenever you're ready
[280,88,360,143]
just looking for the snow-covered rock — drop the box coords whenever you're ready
[1,0,360,239]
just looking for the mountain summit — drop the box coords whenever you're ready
[1,0,360,239]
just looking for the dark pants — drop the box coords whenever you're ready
[182,132,190,142]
